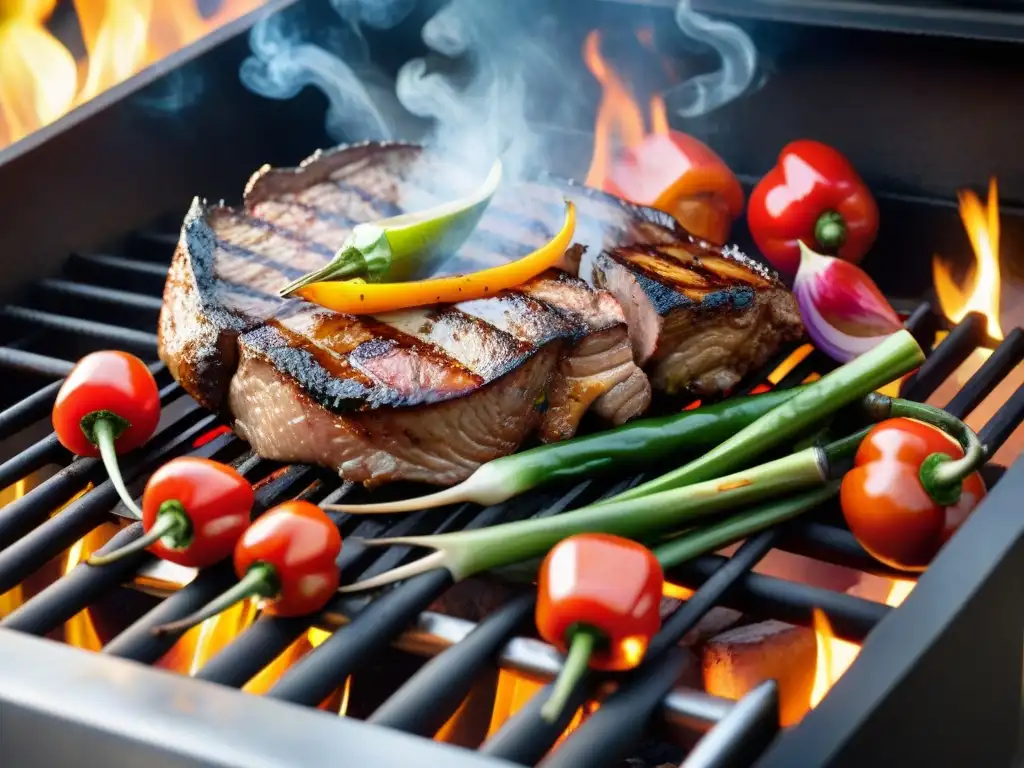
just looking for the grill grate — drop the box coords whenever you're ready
[0,218,1021,768]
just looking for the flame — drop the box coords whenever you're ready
[583,30,664,189]
[933,178,1005,340]
[809,579,916,710]
[0,0,267,149]
[487,670,587,743]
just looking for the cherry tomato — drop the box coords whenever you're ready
[233,501,342,617]
[53,350,160,456]
[139,458,254,568]
[841,418,986,571]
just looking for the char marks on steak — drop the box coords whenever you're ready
[591,235,804,397]
[159,142,649,486]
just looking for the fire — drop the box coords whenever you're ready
[583,30,664,189]
[0,0,266,150]
[809,579,916,710]
[933,178,1005,340]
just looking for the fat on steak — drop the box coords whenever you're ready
[158,142,651,486]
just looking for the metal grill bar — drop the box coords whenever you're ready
[900,312,987,400]
[0,306,160,355]
[0,379,63,440]
[678,680,779,768]
[945,328,1024,419]
[36,279,164,313]
[0,347,74,378]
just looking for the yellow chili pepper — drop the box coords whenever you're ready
[296,200,577,315]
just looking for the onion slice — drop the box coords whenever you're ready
[793,241,903,363]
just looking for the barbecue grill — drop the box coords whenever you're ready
[0,1,1022,767]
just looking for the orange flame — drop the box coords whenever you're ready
[583,30,664,189]
[0,0,266,149]
[809,579,915,710]
[933,178,1005,340]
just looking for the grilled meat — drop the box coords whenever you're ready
[590,239,804,397]
[159,142,649,486]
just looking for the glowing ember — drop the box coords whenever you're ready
[0,0,267,150]
[933,178,1005,341]
[809,579,916,710]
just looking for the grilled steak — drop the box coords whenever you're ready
[590,238,804,397]
[159,142,649,486]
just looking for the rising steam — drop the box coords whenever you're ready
[240,0,417,142]
[668,0,758,118]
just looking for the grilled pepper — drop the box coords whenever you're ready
[605,130,744,245]
[536,533,664,722]
[280,160,502,295]
[294,201,576,315]
[748,140,879,275]
[841,413,986,571]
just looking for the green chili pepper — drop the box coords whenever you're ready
[326,387,807,514]
[280,160,502,295]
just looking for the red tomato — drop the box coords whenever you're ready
[536,533,663,671]
[234,501,342,617]
[841,418,986,571]
[141,458,254,568]
[53,350,160,456]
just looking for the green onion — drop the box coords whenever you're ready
[336,330,924,593]
[325,387,807,514]
[602,329,925,504]
[339,444,843,592]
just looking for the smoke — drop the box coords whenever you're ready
[239,0,417,142]
[395,0,577,187]
[667,0,758,118]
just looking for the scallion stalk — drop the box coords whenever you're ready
[339,445,838,592]
[602,329,924,504]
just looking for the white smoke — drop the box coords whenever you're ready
[240,1,416,142]
[667,0,758,118]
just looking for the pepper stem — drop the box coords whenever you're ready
[86,503,191,567]
[279,226,392,297]
[151,562,280,637]
[541,627,599,724]
[887,399,987,506]
[90,415,143,519]
[814,211,848,251]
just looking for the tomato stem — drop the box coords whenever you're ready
[90,416,143,519]
[151,562,279,637]
[541,626,598,724]
[814,211,848,251]
[86,507,189,567]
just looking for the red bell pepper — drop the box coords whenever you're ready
[535,533,663,723]
[748,140,879,276]
[605,131,744,245]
